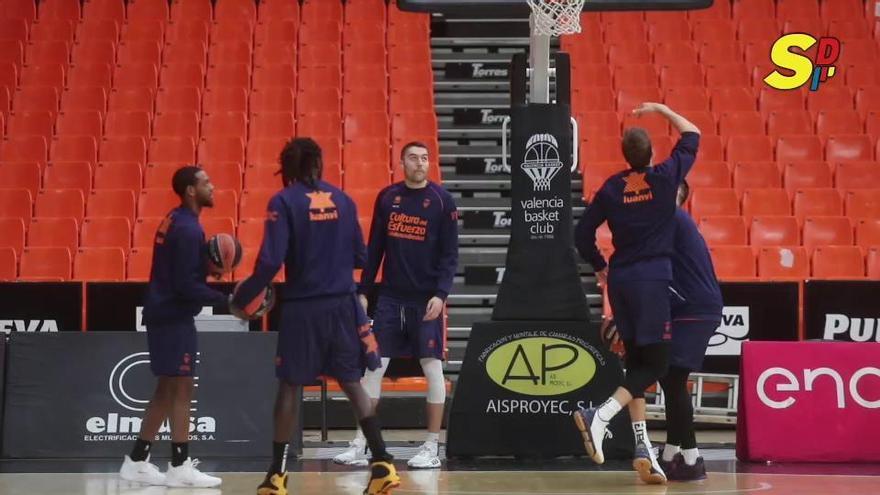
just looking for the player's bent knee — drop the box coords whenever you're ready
[420,358,446,404]
[362,357,390,400]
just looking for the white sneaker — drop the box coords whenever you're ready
[407,441,441,469]
[332,438,370,466]
[164,458,222,488]
[119,455,166,485]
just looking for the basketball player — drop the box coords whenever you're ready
[574,102,700,484]
[658,180,721,481]
[231,138,399,495]
[119,166,224,488]
[334,141,459,470]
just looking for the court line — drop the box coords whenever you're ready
[393,480,773,495]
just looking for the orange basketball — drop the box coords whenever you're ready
[207,233,243,274]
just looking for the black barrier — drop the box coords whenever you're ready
[2,332,297,458]
[452,108,511,126]
[702,282,801,374]
[492,102,588,321]
[86,282,262,332]
[0,336,5,447]
[804,280,880,342]
[0,282,82,332]
[445,62,509,81]
[453,157,509,176]
[446,321,633,458]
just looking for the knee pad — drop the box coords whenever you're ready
[362,357,390,400]
[420,358,446,404]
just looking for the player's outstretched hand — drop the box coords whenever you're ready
[424,296,444,321]
[632,102,669,117]
[596,267,608,288]
[358,325,382,371]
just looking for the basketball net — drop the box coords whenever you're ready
[527,0,585,36]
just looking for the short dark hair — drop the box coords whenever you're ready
[621,128,652,169]
[280,137,322,188]
[400,141,430,161]
[172,165,203,198]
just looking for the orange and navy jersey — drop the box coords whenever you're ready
[142,206,228,325]
[232,180,365,306]
[575,132,699,282]
[359,181,459,303]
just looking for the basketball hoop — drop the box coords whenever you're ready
[526,0,586,37]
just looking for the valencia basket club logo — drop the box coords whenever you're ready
[521,133,563,192]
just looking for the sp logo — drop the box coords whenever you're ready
[764,33,841,92]
[486,337,595,396]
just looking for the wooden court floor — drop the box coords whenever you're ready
[2,468,880,495]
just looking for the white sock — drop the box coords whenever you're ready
[596,397,623,423]
[632,421,653,449]
[354,429,365,444]
[683,447,699,465]
[662,444,680,462]
[426,432,440,444]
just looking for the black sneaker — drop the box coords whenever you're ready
[667,453,707,482]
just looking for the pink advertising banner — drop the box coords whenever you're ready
[737,341,880,462]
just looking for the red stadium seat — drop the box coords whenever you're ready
[132,217,162,247]
[80,216,131,250]
[783,161,834,194]
[127,248,153,281]
[726,136,773,162]
[0,188,33,223]
[0,247,16,280]
[766,110,812,137]
[826,135,873,162]
[42,161,92,194]
[0,218,26,256]
[749,216,800,247]
[34,189,84,223]
[856,218,880,248]
[27,217,78,251]
[104,111,152,138]
[835,162,877,191]
[74,247,125,280]
[741,188,790,219]
[100,136,147,165]
[239,188,275,220]
[0,162,40,197]
[776,135,824,162]
[87,189,136,222]
[718,111,764,136]
[708,246,756,280]
[802,216,854,253]
[19,246,72,280]
[152,111,200,139]
[845,190,880,219]
[93,162,142,193]
[138,188,177,218]
[812,245,865,279]
[733,162,780,192]
[793,188,843,220]
[698,216,747,246]
[757,246,809,280]
[689,188,739,217]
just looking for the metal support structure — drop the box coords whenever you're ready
[528,14,551,103]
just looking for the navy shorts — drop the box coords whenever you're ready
[608,280,671,346]
[275,294,366,385]
[146,321,197,377]
[670,319,719,371]
[373,296,444,360]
